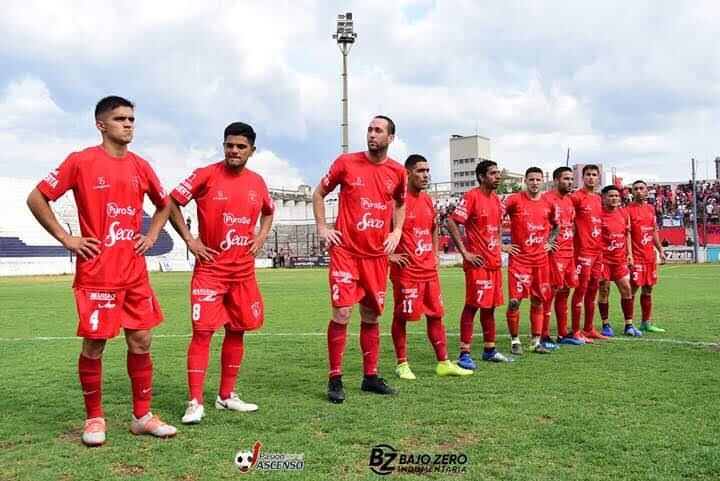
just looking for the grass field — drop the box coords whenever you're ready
[1,264,719,480]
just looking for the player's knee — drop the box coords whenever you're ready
[508,299,520,311]
[332,307,353,324]
[81,338,106,359]
[642,286,653,295]
[125,331,152,353]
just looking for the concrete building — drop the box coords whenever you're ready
[450,134,492,195]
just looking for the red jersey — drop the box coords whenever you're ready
[321,152,407,257]
[450,188,503,270]
[390,191,436,281]
[504,191,551,265]
[171,162,275,280]
[571,189,603,255]
[37,146,168,289]
[625,202,657,263]
[601,207,630,265]
[543,190,575,258]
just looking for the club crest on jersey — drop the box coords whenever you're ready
[248,190,258,204]
[93,176,111,190]
[384,179,394,193]
[131,176,141,192]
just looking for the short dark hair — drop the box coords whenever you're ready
[553,166,572,180]
[224,122,256,145]
[476,160,498,181]
[601,185,620,195]
[582,164,600,175]
[632,179,647,187]
[405,154,428,169]
[95,96,134,119]
[373,115,396,135]
[525,167,543,178]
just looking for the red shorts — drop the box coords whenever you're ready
[601,262,630,282]
[630,262,658,287]
[575,253,603,289]
[391,274,444,321]
[464,267,504,309]
[507,260,552,301]
[189,275,264,332]
[328,247,388,314]
[74,281,163,339]
[548,255,578,289]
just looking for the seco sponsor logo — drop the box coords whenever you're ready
[104,221,135,247]
[220,229,251,251]
[357,212,385,231]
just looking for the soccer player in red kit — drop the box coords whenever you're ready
[542,167,584,346]
[626,180,666,333]
[389,155,472,380]
[570,164,609,342]
[504,167,554,355]
[26,96,177,446]
[446,160,514,369]
[168,122,274,424]
[313,116,407,403]
[596,185,643,337]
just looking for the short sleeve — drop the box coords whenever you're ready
[143,161,169,208]
[171,167,207,207]
[321,155,345,193]
[393,167,407,203]
[37,153,78,201]
[259,178,275,216]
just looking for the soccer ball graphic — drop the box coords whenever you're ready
[234,451,254,473]
[234,441,262,473]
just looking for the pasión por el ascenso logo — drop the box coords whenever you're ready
[234,441,305,473]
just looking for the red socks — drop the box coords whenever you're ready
[187,330,213,403]
[327,320,347,377]
[621,297,634,322]
[583,282,599,331]
[640,294,652,322]
[219,329,245,400]
[541,298,552,339]
[570,288,583,333]
[391,317,408,363]
[78,355,103,419]
[554,290,570,337]
[460,305,478,347]
[505,308,520,337]
[426,316,448,362]
[530,304,543,337]
[127,352,153,419]
[598,301,610,321]
[360,322,380,376]
[479,309,496,344]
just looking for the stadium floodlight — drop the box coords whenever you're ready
[332,12,357,153]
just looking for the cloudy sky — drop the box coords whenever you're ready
[1,0,719,190]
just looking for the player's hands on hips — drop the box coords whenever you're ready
[504,244,520,256]
[319,225,342,247]
[133,233,157,255]
[62,235,101,259]
[187,237,220,263]
[462,251,484,267]
[248,234,268,256]
[383,229,402,254]
[389,252,410,268]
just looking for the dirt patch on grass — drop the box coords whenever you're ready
[709,344,720,352]
[57,428,83,444]
[538,415,556,424]
[175,474,198,481]
[438,434,479,451]
[111,464,146,476]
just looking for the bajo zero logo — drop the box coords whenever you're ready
[369,444,397,475]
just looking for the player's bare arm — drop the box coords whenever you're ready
[383,199,405,254]
[445,217,483,267]
[546,224,560,251]
[652,229,667,264]
[26,187,101,259]
[134,202,171,255]
[248,213,273,255]
[167,200,219,262]
[312,183,342,246]
[626,231,634,266]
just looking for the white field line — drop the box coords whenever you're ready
[0,332,717,347]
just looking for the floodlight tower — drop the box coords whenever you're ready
[332,12,357,153]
